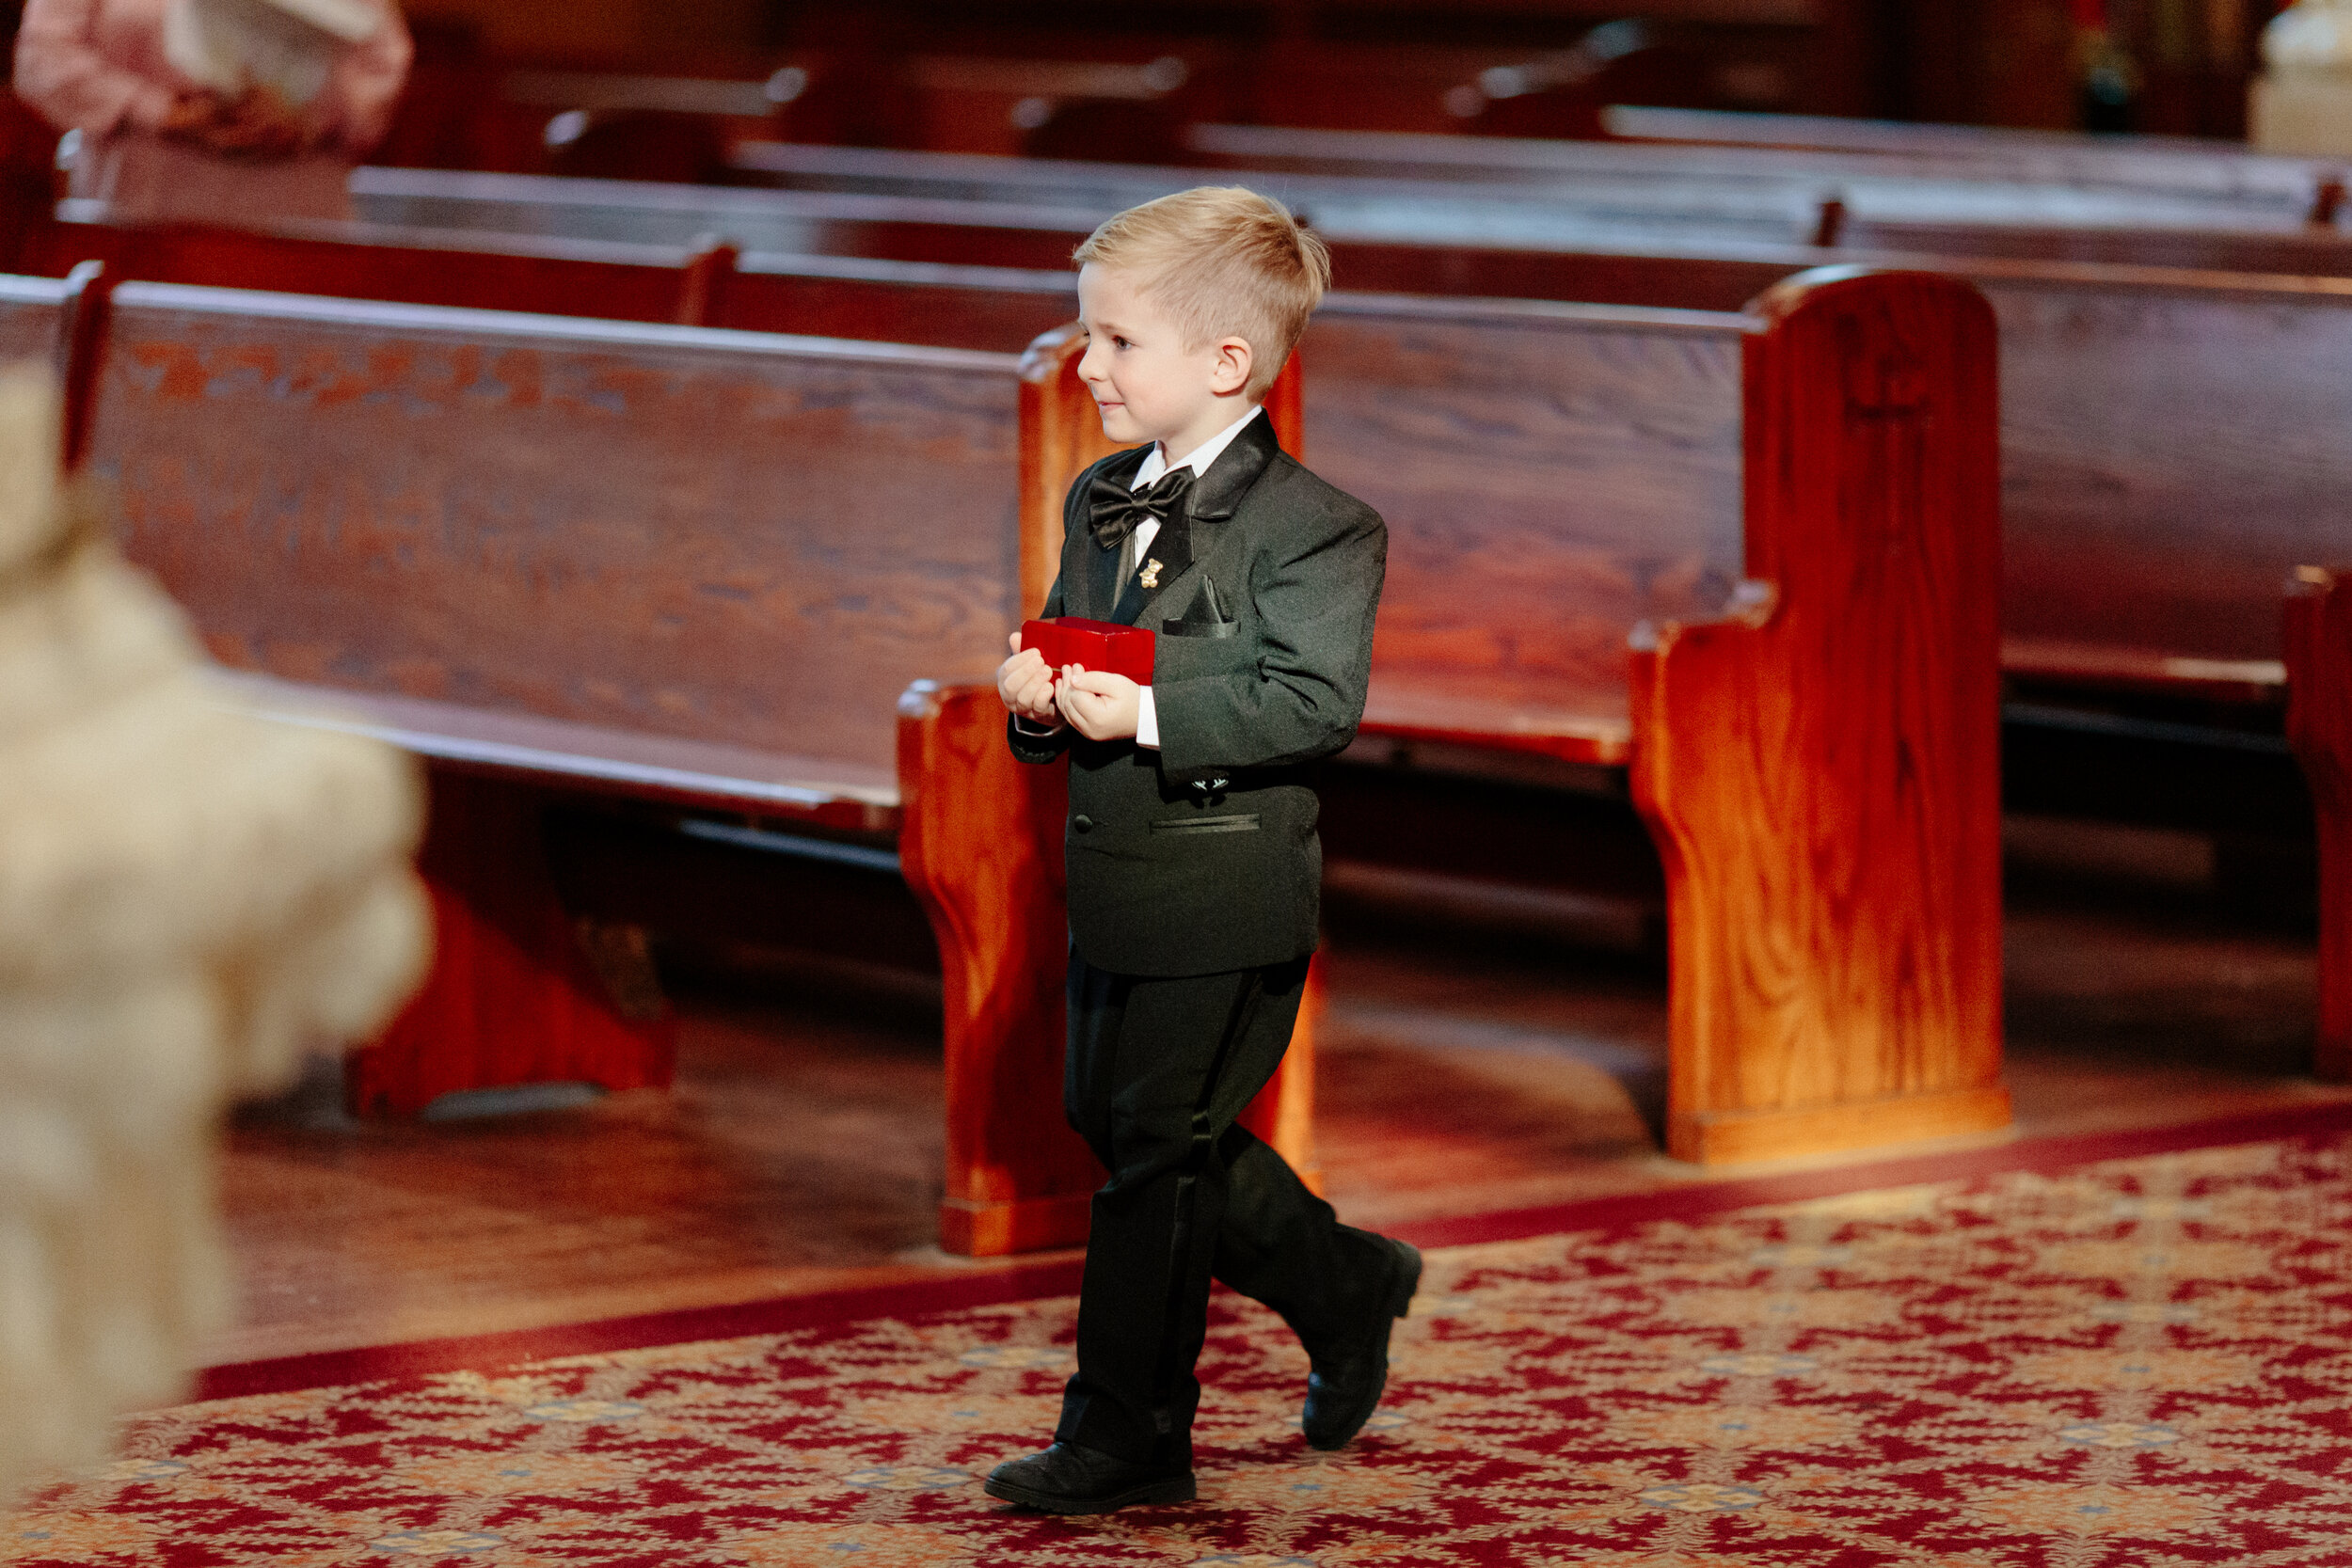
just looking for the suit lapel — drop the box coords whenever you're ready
[1112,512,1191,626]
[1120,414,1283,626]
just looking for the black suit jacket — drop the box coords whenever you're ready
[1009,413,1388,976]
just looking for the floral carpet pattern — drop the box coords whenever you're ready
[10,1132,2352,1566]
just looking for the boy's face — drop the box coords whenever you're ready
[1075,263,1254,459]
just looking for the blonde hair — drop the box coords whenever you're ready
[1073,186,1330,401]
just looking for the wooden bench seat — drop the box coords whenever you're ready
[30,256,2011,1195]
[722,138,2352,277]
[56,277,1331,1256]
[38,207,2342,741]
[1005,270,2010,1166]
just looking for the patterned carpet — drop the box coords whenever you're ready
[10,1115,2352,1567]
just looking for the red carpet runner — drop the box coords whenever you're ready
[9,1108,2352,1566]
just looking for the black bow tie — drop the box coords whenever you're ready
[1088,465,1196,550]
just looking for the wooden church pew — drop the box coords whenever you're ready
[723,139,2352,277]
[1601,104,2344,208]
[31,202,2330,819]
[1012,270,2010,1164]
[1192,119,2352,230]
[20,215,1086,346]
[35,201,2345,747]
[331,149,2352,290]
[42,252,2011,1174]
[53,276,1327,1255]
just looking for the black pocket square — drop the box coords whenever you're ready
[1164,577,1237,637]
[1163,617,1239,639]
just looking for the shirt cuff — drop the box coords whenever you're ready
[1136,687,1159,750]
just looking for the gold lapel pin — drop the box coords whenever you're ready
[1139,559,1163,589]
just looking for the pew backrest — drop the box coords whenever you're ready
[727,137,2352,259]
[1021,292,1749,763]
[45,208,2352,709]
[0,276,68,368]
[1192,119,2349,223]
[80,284,1026,793]
[31,216,1085,350]
[354,153,2352,288]
[1602,105,2340,210]
[1984,268,2352,687]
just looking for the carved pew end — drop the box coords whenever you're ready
[898,677,1323,1256]
[1631,269,2010,1166]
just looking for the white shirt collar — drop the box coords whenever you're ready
[1132,404,1263,489]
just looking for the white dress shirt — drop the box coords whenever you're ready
[1033,403,1263,749]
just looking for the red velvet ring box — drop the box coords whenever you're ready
[1021,616,1156,685]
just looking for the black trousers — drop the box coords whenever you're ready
[1054,951,1395,1467]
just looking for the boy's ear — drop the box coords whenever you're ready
[1211,336,1253,396]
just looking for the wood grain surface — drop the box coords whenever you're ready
[1629,268,2010,1164]
[350,771,675,1117]
[2287,567,2352,1084]
[35,203,2352,690]
[29,218,1084,353]
[85,284,1024,780]
[1988,275,2352,670]
[716,141,2352,275]
[1311,295,1745,748]
[896,680,1099,1257]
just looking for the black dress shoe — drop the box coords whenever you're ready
[983,1442,1196,1514]
[1302,1236,1422,1450]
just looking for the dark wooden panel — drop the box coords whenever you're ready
[729,257,1074,346]
[1307,295,1746,741]
[41,199,2348,708]
[1988,276,2352,673]
[86,285,1024,779]
[32,223,693,325]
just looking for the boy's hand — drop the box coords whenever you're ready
[1059,667,1140,741]
[998,632,1060,725]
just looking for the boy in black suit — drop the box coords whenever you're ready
[986,186,1420,1515]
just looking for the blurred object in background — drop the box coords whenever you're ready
[1444,21,1726,139]
[0,366,428,1501]
[2075,0,2145,130]
[2251,0,2352,151]
[14,0,410,222]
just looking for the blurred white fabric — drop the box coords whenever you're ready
[0,366,429,1501]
